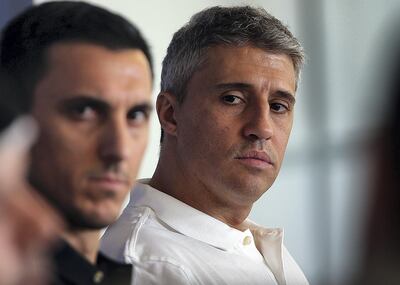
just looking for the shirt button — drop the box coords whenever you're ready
[243,236,252,246]
[93,271,104,283]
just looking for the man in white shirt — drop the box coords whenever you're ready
[101,5,308,285]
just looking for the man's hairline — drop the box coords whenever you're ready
[164,43,300,104]
[29,39,154,106]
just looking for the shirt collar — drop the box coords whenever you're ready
[53,240,98,285]
[53,239,132,285]
[129,179,282,252]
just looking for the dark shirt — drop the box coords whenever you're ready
[52,240,132,285]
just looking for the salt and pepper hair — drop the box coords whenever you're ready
[161,5,305,103]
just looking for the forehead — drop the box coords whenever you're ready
[195,45,296,93]
[35,42,152,106]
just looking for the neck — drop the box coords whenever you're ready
[62,228,100,264]
[150,149,252,230]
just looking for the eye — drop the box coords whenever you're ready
[127,109,149,125]
[68,104,97,120]
[60,97,106,122]
[270,102,289,113]
[221,95,244,105]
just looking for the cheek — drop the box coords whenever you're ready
[189,113,234,158]
[131,140,147,162]
[273,122,293,157]
[127,134,149,167]
[40,120,95,157]
[205,111,240,148]
[31,125,95,186]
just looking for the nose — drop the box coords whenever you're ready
[98,117,131,165]
[242,102,273,141]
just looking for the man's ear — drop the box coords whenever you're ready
[156,92,178,137]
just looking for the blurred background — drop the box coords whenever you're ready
[2,0,399,284]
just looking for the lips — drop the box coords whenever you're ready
[89,174,128,183]
[87,172,130,191]
[85,174,130,201]
[235,151,274,169]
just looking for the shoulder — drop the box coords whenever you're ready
[101,205,197,284]
[100,205,189,259]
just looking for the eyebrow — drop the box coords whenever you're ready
[215,82,296,105]
[58,96,110,112]
[215,82,253,91]
[58,95,153,112]
[129,102,154,113]
[274,90,296,105]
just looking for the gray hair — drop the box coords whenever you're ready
[161,5,305,102]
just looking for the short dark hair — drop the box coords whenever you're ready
[0,1,153,112]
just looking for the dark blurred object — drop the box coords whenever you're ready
[0,70,20,131]
[355,17,400,285]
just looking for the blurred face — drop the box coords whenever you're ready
[175,45,296,206]
[30,42,152,228]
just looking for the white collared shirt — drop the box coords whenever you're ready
[100,180,308,285]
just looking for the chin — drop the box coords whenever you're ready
[232,175,272,189]
[231,180,272,201]
[66,209,118,230]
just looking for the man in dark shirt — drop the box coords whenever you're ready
[0,1,153,284]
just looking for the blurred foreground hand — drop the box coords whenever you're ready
[0,116,63,285]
